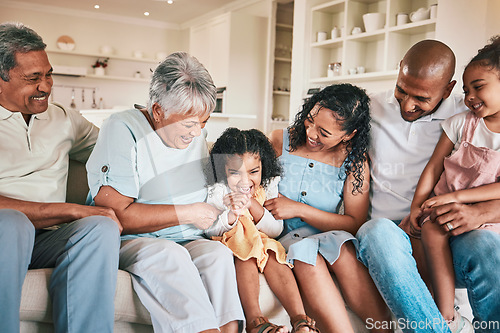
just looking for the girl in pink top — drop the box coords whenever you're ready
[402,35,500,333]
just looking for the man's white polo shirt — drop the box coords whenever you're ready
[0,104,98,203]
[368,90,467,221]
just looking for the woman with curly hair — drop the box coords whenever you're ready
[266,84,391,332]
[205,128,320,333]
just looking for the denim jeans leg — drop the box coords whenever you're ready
[356,218,449,333]
[450,229,500,333]
[0,209,35,333]
[31,216,120,333]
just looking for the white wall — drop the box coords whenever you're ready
[226,9,269,131]
[435,0,500,94]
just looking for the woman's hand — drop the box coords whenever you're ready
[177,202,220,230]
[421,193,458,209]
[264,194,302,220]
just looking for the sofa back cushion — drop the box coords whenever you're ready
[66,160,89,205]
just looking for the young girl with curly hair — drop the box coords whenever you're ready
[205,128,320,333]
[266,84,392,332]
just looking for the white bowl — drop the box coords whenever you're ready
[133,50,144,59]
[57,42,75,51]
[100,45,114,55]
[363,13,386,32]
[155,52,167,61]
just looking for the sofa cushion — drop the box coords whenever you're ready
[20,269,290,329]
[21,269,152,325]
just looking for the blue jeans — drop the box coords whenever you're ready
[450,229,500,333]
[0,209,120,333]
[356,218,449,333]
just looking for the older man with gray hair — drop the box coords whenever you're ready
[0,22,121,332]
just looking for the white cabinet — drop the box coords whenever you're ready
[189,14,230,88]
[189,7,269,134]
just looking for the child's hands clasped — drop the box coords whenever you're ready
[224,192,252,216]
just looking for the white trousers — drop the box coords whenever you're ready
[120,237,244,333]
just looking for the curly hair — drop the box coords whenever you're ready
[288,83,371,194]
[467,35,500,75]
[206,128,282,188]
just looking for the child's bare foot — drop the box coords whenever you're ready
[290,315,320,333]
[247,316,289,333]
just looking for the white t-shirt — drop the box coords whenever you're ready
[0,104,98,203]
[442,111,500,152]
[369,90,467,220]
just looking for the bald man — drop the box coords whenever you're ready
[356,40,500,332]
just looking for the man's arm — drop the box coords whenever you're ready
[0,195,121,230]
[430,199,500,236]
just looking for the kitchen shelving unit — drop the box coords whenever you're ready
[47,49,159,82]
[308,0,437,83]
[268,1,294,132]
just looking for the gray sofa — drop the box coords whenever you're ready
[19,160,472,332]
[20,160,365,332]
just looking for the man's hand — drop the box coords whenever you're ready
[407,207,423,235]
[72,205,123,233]
[430,202,485,236]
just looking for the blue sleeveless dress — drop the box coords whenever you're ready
[278,130,357,265]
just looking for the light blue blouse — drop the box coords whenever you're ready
[278,130,356,266]
[278,130,345,235]
[86,109,209,242]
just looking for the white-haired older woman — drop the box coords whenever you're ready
[87,52,243,333]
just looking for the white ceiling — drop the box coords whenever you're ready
[13,0,239,25]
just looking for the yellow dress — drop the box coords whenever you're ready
[211,186,291,272]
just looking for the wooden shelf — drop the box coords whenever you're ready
[275,57,292,63]
[211,113,257,119]
[85,74,150,82]
[388,19,436,34]
[276,23,293,31]
[47,49,160,64]
[310,70,398,83]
